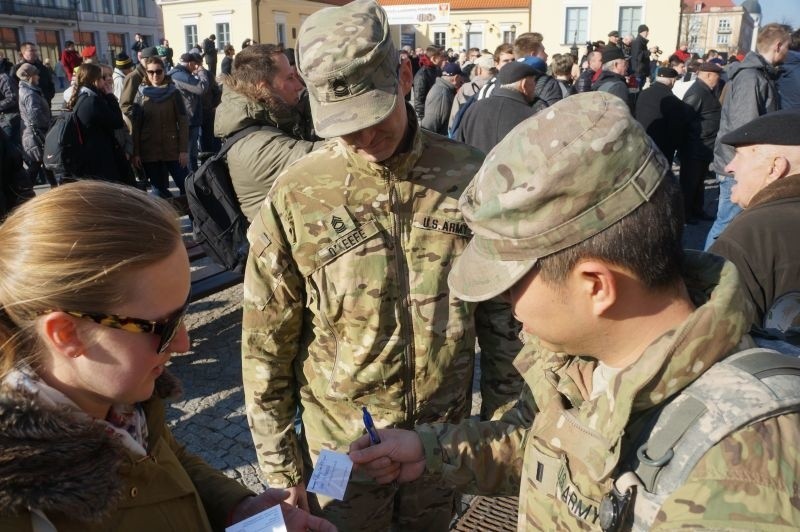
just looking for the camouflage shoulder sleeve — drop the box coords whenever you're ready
[415,385,535,496]
[474,296,524,420]
[241,197,306,488]
[651,412,800,530]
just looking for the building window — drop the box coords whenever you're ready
[717,33,730,45]
[35,29,60,68]
[0,27,20,64]
[102,0,111,14]
[618,6,642,37]
[215,23,230,48]
[72,30,95,58]
[695,3,703,12]
[136,0,147,17]
[108,32,124,59]
[114,0,123,15]
[503,30,516,44]
[433,31,445,47]
[718,18,731,32]
[81,0,92,12]
[565,7,588,44]
[184,25,198,53]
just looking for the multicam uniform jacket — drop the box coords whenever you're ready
[242,109,523,488]
[416,252,800,530]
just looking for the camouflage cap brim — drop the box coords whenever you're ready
[448,241,537,302]
[308,84,399,138]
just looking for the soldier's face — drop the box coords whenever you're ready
[340,60,413,163]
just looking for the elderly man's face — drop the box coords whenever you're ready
[727,145,778,208]
[340,61,413,163]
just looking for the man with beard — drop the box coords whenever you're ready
[214,44,326,221]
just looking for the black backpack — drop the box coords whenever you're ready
[184,125,266,273]
[43,98,84,174]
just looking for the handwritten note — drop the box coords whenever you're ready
[306,449,353,501]
[225,504,287,532]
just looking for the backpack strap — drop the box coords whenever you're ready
[212,124,277,162]
[617,347,800,531]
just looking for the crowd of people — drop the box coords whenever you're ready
[1,0,800,530]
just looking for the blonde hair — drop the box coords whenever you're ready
[0,181,181,376]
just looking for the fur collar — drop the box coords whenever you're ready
[0,370,181,521]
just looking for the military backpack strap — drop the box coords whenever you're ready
[608,348,800,531]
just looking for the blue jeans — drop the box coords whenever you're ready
[142,160,187,198]
[704,175,743,250]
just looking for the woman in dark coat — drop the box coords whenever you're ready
[66,63,134,185]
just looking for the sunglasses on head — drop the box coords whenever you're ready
[39,297,190,354]
[146,69,163,75]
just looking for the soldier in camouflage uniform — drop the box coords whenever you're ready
[241,1,522,530]
[350,91,800,530]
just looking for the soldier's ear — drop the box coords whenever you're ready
[398,59,412,97]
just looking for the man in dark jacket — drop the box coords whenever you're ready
[777,29,800,110]
[705,23,791,249]
[420,61,462,135]
[630,24,651,89]
[202,35,217,78]
[681,62,723,222]
[13,43,54,108]
[593,45,632,111]
[412,46,444,120]
[634,67,690,166]
[575,50,601,93]
[168,53,209,171]
[456,62,540,154]
[710,109,800,336]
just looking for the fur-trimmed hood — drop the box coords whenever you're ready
[0,370,182,522]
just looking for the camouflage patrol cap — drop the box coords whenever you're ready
[296,0,399,138]
[448,92,670,302]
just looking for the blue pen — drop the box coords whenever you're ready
[362,406,381,444]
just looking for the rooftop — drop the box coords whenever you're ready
[378,0,530,9]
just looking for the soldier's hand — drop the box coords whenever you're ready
[349,429,426,484]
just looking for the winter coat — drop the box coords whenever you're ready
[682,77,721,161]
[120,63,146,120]
[221,55,233,76]
[456,87,536,154]
[630,35,650,77]
[413,59,439,119]
[60,49,81,81]
[448,78,486,132]
[634,81,691,165]
[73,87,131,183]
[713,52,781,175]
[416,252,800,530]
[0,72,17,114]
[593,70,632,111]
[132,83,189,163]
[13,60,54,103]
[710,174,800,329]
[169,64,209,128]
[574,68,595,93]
[531,74,563,113]
[202,39,217,65]
[213,88,326,221]
[420,76,457,135]
[112,68,126,100]
[18,81,50,155]
[0,370,254,531]
[777,49,800,110]
[556,78,576,99]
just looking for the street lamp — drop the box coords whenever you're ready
[465,20,471,50]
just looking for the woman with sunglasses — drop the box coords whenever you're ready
[65,63,135,186]
[0,181,335,532]
[131,56,189,198]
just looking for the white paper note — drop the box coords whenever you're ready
[306,449,353,501]
[225,504,287,532]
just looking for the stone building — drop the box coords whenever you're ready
[679,0,757,58]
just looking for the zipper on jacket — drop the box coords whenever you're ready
[386,169,416,426]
